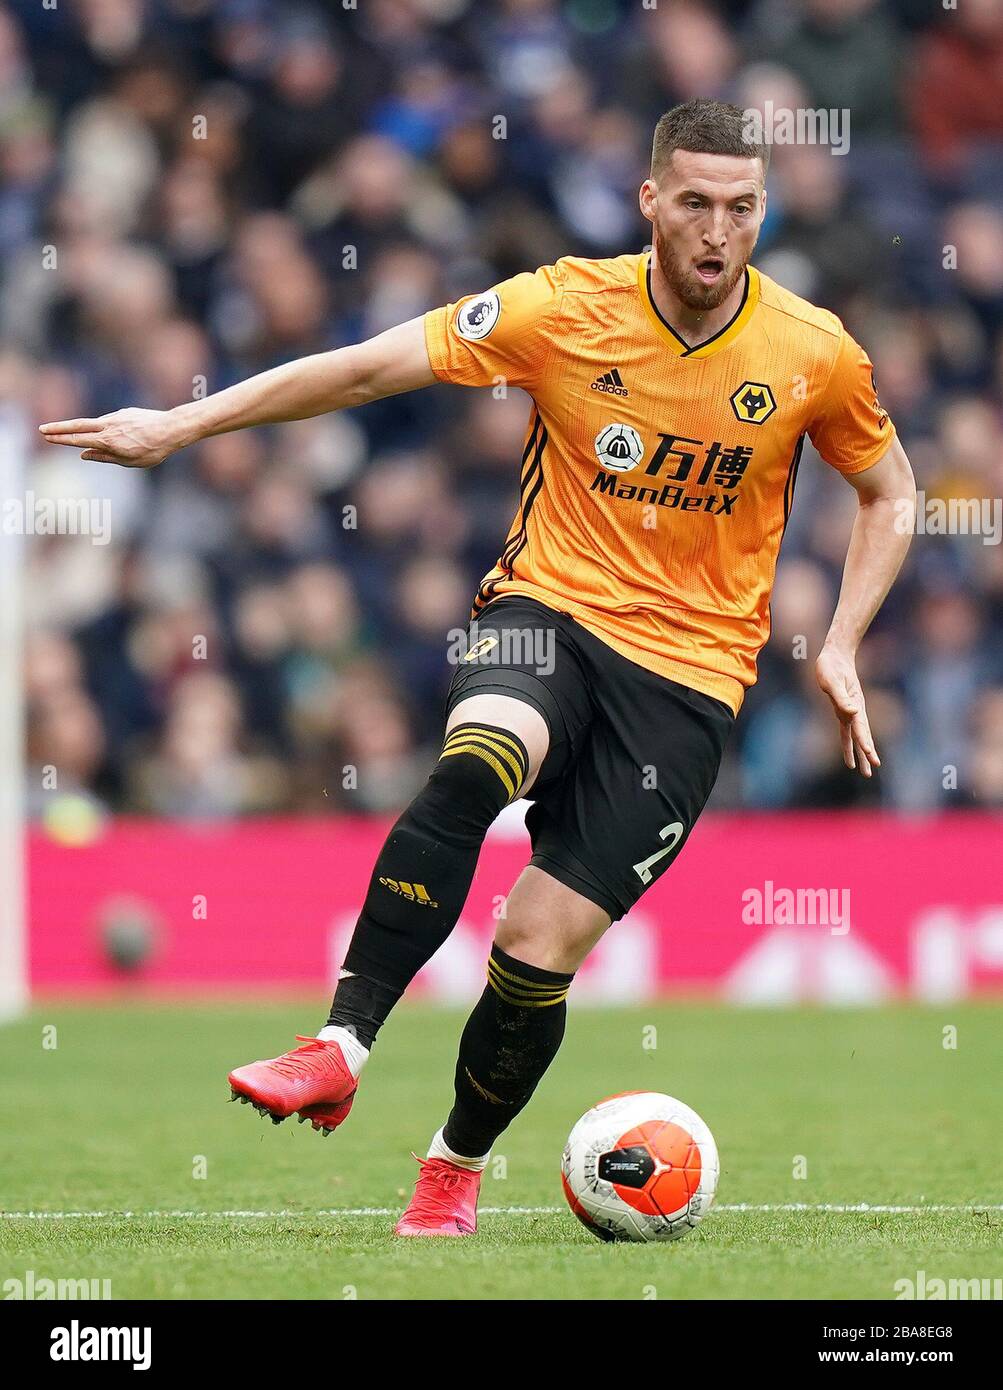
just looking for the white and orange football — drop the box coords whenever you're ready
[561,1090,719,1242]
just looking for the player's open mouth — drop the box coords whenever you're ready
[695,258,724,283]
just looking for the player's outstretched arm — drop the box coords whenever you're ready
[37,316,436,470]
[815,435,916,777]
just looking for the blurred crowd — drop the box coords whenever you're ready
[4,0,1003,820]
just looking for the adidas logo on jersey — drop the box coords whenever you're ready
[590,368,629,397]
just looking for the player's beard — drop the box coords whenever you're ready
[653,222,747,312]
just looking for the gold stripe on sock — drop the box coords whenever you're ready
[440,742,516,800]
[486,969,569,1008]
[445,724,529,766]
[486,973,567,1005]
[443,724,528,772]
[464,1067,506,1106]
[486,956,570,1007]
[487,956,568,991]
[442,726,528,787]
[487,979,569,1008]
[442,732,526,791]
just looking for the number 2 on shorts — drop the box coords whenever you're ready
[632,821,685,885]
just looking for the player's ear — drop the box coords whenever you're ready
[639,178,657,222]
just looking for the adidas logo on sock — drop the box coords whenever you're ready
[379,877,440,908]
[590,367,629,396]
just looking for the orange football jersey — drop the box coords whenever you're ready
[424,252,895,714]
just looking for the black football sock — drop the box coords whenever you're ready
[325,724,529,1049]
[442,943,574,1158]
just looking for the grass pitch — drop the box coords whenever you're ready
[1,1001,1000,1300]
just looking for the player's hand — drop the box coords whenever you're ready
[37,408,186,469]
[814,643,880,778]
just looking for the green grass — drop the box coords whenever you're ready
[1,1002,1000,1299]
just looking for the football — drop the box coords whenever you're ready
[561,1090,719,1242]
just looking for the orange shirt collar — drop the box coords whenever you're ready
[637,251,760,359]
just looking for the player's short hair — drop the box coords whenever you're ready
[650,99,770,180]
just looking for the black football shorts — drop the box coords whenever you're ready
[444,595,734,921]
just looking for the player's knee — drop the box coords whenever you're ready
[496,870,612,972]
[411,723,530,845]
[447,692,550,792]
[495,910,601,975]
[495,921,591,975]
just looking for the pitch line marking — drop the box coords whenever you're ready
[2,1203,1001,1220]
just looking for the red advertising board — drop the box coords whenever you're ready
[27,812,1003,1002]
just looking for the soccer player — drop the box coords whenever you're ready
[41,100,916,1237]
